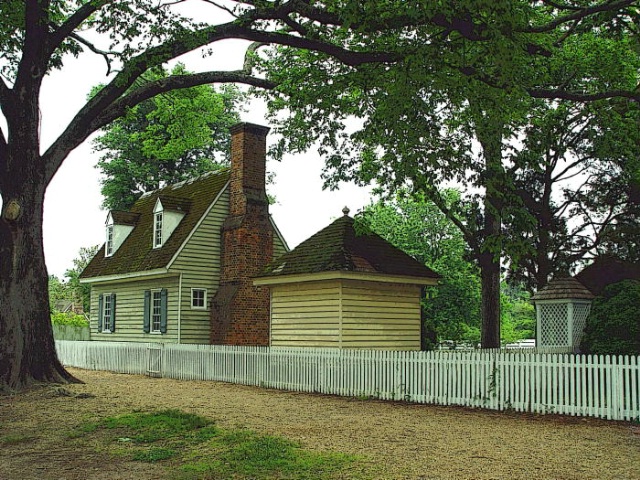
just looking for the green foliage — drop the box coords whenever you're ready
[48,275,70,314]
[77,409,360,479]
[93,64,246,210]
[359,192,482,346]
[581,280,640,355]
[51,312,88,327]
[500,285,536,344]
[64,245,99,313]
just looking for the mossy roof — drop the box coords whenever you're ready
[260,214,440,280]
[80,169,230,279]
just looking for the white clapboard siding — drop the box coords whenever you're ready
[55,341,640,422]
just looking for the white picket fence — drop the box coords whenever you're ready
[55,341,640,421]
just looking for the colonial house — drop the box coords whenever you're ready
[79,123,288,344]
[254,208,441,350]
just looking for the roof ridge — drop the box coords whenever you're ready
[139,167,230,199]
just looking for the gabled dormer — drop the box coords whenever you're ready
[105,211,139,257]
[153,196,190,248]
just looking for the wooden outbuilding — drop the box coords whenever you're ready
[531,277,594,351]
[254,208,440,350]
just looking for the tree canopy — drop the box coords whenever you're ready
[0,0,639,388]
[93,64,245,211]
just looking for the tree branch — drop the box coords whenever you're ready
[48,0,110,55]
[0,78,10,105]
[524,0,638,33]
[68,33,115,75]
[42,70,276,184]
[528,87,640,102]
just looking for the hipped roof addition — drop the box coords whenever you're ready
[257,213,440,285]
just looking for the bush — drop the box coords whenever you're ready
[51,312,89,328]
[580,280,640,355]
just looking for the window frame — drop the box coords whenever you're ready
[99,293,116,333]
[105,225,114,257]
[191,288,207,310]
[150,289,163,333]
[153,211,163,248]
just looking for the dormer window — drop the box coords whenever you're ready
[154,211,164,248]
[153,196,189,249]
[104,211,139,257]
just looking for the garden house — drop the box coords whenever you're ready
[254,208,441,350]
[531,277,594,352]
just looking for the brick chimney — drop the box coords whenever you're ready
[210,123,273,345]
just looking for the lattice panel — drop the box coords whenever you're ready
[572,303,592,346]
[539,303,569,347]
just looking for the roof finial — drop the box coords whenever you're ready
[342,206,350,216]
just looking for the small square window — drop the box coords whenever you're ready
[191,289,207,309]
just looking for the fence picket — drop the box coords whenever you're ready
[54,341,640,421]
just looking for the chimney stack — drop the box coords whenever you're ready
[210,123,273,345]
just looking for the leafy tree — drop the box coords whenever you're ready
[580,280,640,355]
[0,0,401,390]
[48,275,70,314]
[359,191,481,347]
[64,245,99,313]
[0,1,637,389]
[361,192,535,348]
[505,99,640,291]
[93,64,245,211]
[259,2,640,347]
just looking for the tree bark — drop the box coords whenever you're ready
[0,173,79,391]
[475,108,504,349]
[0,79,79,389]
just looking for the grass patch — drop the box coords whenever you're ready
[76,409,363,479]
[0,434,37,445]
[180,429,356,479]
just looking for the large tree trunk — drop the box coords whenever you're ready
[475,108,504,349]
[479,251,501,348]
[0,158,78,391]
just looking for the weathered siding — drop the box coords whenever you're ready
[169,190,229,344]
[270,281,341,347]
[269,279,422,350]
[341,280,422,350]
[89,276,180,343]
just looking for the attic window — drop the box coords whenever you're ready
[154,211,163,248]
[105,225,114,257]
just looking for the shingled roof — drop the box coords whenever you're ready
[80,169,230,279]
[259,212,440,281]
[530,277,595,302]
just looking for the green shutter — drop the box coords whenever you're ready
[160,288,168,334]
[97,294,104,332]
[143,290,151,333]
[110,294,116,333]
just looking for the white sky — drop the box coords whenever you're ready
[35,37,373,278]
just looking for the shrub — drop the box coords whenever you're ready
[51,312,89,328]
[580,280,640,355]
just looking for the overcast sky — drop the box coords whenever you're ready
[34,34,374,278]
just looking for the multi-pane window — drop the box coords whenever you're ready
[100,293,115,333]
[105,225,114,256]
[151,290,162,332]
[191,288,206,309]
[153,212,163,248]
